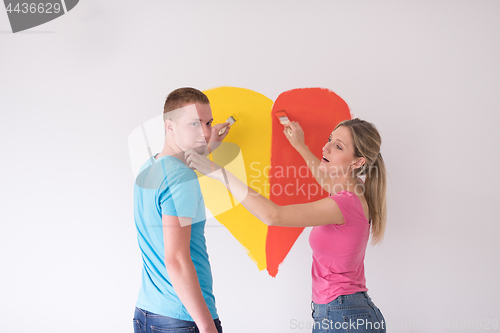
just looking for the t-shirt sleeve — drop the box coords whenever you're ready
[160,168,201,218]
[329,191,356,225]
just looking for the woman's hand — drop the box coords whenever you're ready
[283,121,306,151]
[185,149,223,181]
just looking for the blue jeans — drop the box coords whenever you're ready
[311,292,386,332]
[133,307,223,333]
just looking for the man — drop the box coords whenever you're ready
[133,88,230,333]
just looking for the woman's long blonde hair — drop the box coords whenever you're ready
[334,118,387,244]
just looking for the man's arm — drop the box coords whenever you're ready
[162,215,218,333]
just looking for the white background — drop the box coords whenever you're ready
[1,1,500,332]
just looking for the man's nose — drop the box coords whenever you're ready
[202,124,211,139]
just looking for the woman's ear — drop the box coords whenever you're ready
[353,157,366,170]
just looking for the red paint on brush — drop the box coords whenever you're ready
[274,110,289,123]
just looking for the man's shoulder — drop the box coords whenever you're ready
[135,156,200,192]
[164,158,197,182]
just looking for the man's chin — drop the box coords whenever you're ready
[193,146,207,155]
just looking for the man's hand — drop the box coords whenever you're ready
[204,122,230,155]
[210,122,230,145]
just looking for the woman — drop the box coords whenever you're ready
[186,118,387,332]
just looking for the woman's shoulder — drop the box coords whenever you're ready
[329,191,370,223]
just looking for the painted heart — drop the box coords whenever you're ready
[202,87,351,277]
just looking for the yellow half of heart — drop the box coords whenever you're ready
[198,87,273,271]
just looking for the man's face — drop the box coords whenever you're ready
[171,103,213,154]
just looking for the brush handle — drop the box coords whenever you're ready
[218,126,228,136]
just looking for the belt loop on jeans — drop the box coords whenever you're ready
[338,295,343,305]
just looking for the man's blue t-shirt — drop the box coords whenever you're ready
[134,155,218,321]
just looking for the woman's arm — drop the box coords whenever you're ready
[185,150,345,227]
[283,122,333,193]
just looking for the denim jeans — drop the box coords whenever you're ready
[311,292,386,332]
[133,307,223,333]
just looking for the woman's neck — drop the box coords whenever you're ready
[329,176,364,196]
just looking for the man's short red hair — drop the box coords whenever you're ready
[163,87,210,119]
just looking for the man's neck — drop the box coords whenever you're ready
[156,142,187,165]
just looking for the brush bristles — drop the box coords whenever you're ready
[278,116,290,125]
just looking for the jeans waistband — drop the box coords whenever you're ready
[135,307,220,325]
[336,291,369,305]
[312,291,370,308]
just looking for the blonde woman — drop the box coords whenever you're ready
[186,118,387,332]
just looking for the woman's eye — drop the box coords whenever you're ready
[328,137,332,142]
[192,122,199,126]
[336,145,342,150]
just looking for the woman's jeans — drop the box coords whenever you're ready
[133,307,223,333]
[311,292,386,332]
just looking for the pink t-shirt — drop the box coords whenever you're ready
[309,191,370,304]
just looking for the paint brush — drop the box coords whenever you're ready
[274,110,293,137]
[218,115,237,136]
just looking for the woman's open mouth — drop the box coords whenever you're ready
[322,155,329,162]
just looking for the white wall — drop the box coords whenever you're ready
[1,1,499,332]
